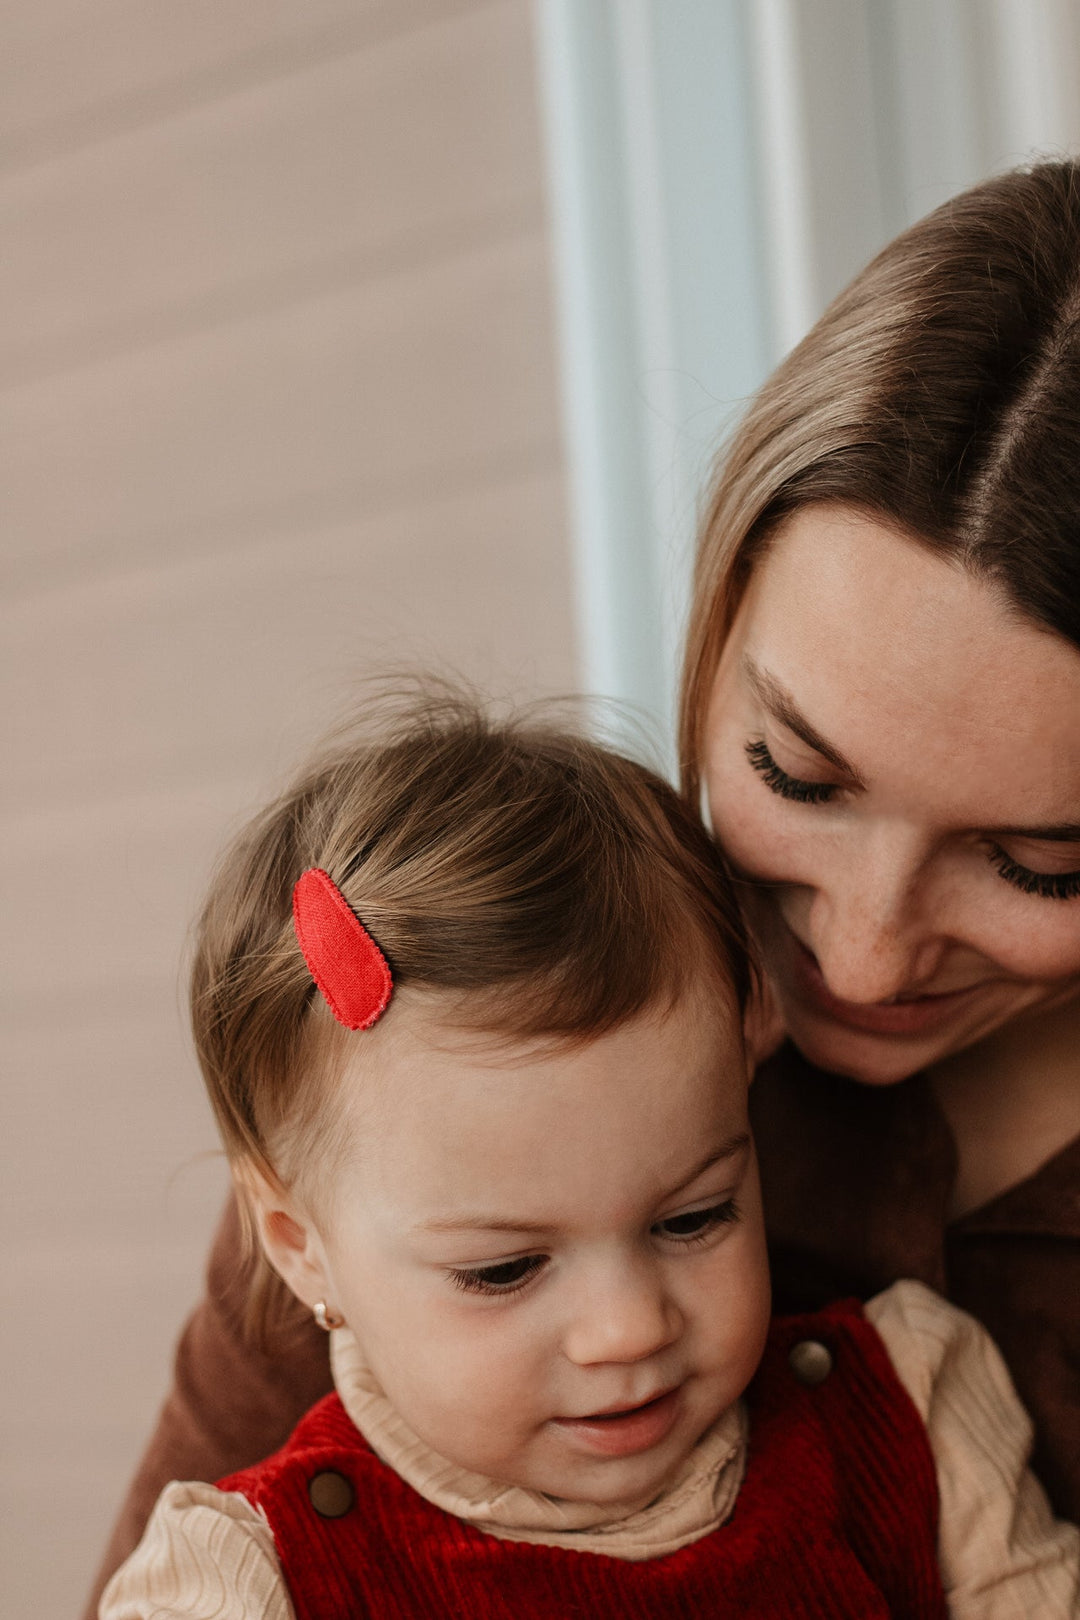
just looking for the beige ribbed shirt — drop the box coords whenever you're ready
[100,1281,1080,1619]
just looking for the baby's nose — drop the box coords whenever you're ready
[561,1263,682,1367]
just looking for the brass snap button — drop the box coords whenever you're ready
[788,1339,833,1386]
[308,1469,355,1518]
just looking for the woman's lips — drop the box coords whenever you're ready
[550,1388,681,1457]
[786,932,980,1038]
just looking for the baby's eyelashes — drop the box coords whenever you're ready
[446,1200,742,1299]
[652,1199,740,1244]
[448,1255,548,1297]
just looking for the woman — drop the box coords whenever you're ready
[84,160,1080,1613]
[681,159,1080,1523]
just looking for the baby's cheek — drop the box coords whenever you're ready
[425,1327,544,1436]
[698,1220,770,1372]
[381,1354,521,1473]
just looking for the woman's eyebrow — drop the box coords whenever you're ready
[743,658,865,784]
[742,660,1079,839]
[989,822,1080,842]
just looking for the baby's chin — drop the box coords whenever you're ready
[520,1451,690,1514]
[542,1466,672,1514]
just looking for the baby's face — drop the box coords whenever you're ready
[304,989,770,1513]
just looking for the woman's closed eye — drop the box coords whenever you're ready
[747,736,1080,901]
[653,1199,739,1245]
[449,1255,547,1296]
[989,847,1080,902]
[745,739,836,805]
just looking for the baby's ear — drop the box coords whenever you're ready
[233,1158,332,1313]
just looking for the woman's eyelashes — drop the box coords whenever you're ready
[745,736,1080,902]
[989,847,1080,902]
[447,1201,741,1296]
[745,739,836,804]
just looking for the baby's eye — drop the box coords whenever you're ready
[449,1255,547,1296]
[653,1200,739,1244]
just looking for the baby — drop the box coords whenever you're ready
[102,694,1078,1617]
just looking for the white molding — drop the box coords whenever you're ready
[533,0,770,757]
[745,0,817,356]
[533,0,1080,759]
[985,0,1080,162]
[533,1,664,730]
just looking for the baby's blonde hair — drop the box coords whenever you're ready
[191,688,752,1342]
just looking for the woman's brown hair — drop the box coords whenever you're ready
[680,158,1080,805]
[191,688,751,1340]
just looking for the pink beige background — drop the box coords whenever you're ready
[0,5,578,1613]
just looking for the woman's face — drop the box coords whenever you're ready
[704,504,1080,1084]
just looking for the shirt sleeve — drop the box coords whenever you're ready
[82,1196,332,1620]
[867,1279,1080,1618]
[98,1481,293,1620]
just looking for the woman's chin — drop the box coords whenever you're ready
[763,931,1018,1084]
[778,1002,958,1086]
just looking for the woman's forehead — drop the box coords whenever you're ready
[720,505,1080,816]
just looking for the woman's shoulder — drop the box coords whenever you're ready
[97,1479,293,1620]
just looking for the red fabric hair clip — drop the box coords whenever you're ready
[292,868,393,1031]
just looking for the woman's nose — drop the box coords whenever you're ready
[561,1261,682,1367]
[804,831,948,1003]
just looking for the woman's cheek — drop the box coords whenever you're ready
[707,758,807,884]
[968,898,1080,981]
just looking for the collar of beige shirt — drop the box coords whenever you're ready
[329,1329,746,1561]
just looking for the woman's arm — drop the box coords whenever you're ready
[868,1280,1080,1617]
[83,1197,331,1620]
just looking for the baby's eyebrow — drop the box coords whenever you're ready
[674,1132,752,1190]
[414,1134,752,1236]
[417,1215,555,1236]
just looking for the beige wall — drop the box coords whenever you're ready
[0,4,577,1613]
